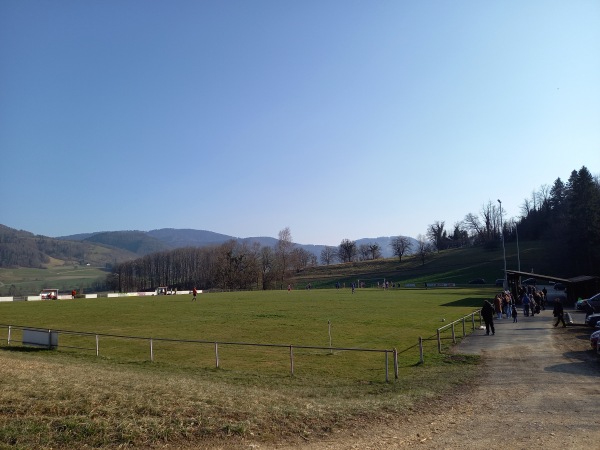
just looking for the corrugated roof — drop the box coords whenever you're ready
[505,270,570,283]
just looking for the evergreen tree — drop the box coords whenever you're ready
[566,166,600,273]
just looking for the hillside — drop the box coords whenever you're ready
[0,224,137,269]
[83,231,171,255]
[291,239,573,289]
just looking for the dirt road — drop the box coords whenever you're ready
[267,308,600,450]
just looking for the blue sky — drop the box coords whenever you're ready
[1,1,599,246]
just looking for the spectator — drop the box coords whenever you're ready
[494,294,502,319]
[481,300,495,335]
[553,299,566,328]
[522,292,531,316]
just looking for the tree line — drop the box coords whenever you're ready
[107,227,318,292]
[108,166,599,292]
[423,166,600,276]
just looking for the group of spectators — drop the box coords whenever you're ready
[492,291,516,320]
[482,285,552,335]
[488,285,548,320]
[518,285,547,317]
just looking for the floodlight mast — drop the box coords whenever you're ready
[498,199,507,290]
[515,221,521,271]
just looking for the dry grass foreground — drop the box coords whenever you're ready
[0,345,477,449]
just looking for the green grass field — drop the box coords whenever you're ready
[0,288,493,448]
[1,288,489,378]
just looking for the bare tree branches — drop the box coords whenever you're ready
[390,236,412,262]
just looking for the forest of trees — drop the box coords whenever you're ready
[108,166,600,292]
[107,227,317,293]
[424,166,600,276]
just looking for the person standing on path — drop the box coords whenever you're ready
[512,303,518,322]
[494,294,502,319]
[481,300,495,335]
[522,291,531,316]
[553,298,567,327]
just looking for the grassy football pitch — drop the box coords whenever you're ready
[1,287,490,380]
[0,287,492,448]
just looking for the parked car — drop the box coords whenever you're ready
[590,330,600,350]
[585,313,600,328]
[553,282,566,291]
[469,278,486,284]
[576,298,587,310]
[522,278,537,285]
[584,292,600,312]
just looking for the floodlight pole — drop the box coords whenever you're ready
[515,222,521,271]
[498,199,507,289]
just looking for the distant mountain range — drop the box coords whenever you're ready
[0,224,416,268]
[58,228,416,259]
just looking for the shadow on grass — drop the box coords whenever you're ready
[441,297,487,308]
[0,345,52,353]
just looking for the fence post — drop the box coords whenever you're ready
[419,336,424,363]
[328,320,332,354]
[95,334,99,357]
[150,338,154,362]
[393,348,398,380]
[472,312,475,330]
[289,345,294,377]
[7,326,11,346]
[48,329,52,349]
[451,323,456,344]
[437,329,441,353]
[462,317,466,337]
[215,342,219,368]
[385,351,389,383]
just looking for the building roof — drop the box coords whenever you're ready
[505,270,570,283]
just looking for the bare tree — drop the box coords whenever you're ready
[390,236,412,262]
[451,222,469,247]
[537,184,551,212]
[260,246,275,290]
[290,247,311,272]
[358,244,370,261]
[369,243,381,260]
[320,246,337,265]
[426,220,445,252]
[415,234,433,266]
[276,227,294,287]
[520,197,532,217]
[338,239,356,263]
